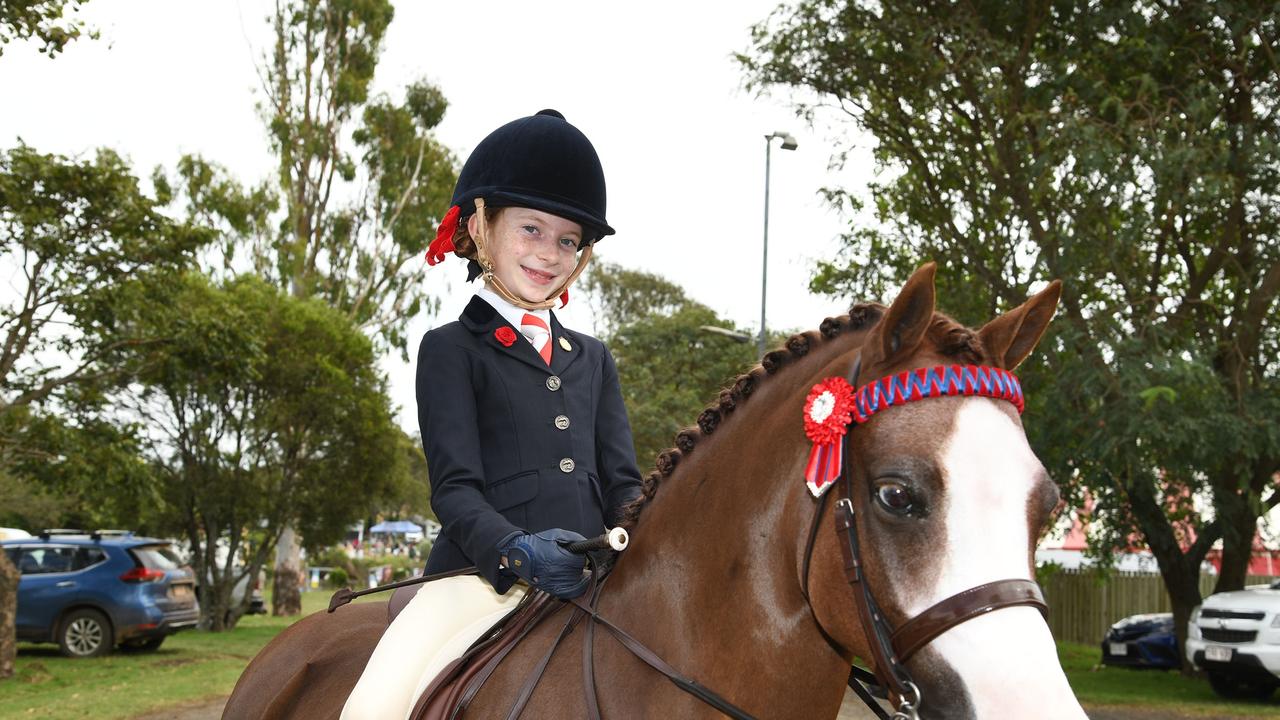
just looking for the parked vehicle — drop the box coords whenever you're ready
[1186,579,1280,699]
[195,566,266,628]
[1100,612,1178,669]
[0,528,31,540]
[0,530,199,657]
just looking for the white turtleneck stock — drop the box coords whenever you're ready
[477,286,553,354]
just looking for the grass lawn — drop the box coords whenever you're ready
[0,590,375,720]
[1060,641,1280,717]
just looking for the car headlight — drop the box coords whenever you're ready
[1271,613,1280,628]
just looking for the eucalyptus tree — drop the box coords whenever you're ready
[740,0,1280,664]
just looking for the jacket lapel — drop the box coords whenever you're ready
[548,312,585,375]
[460,296,555,375]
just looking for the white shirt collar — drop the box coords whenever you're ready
[476,286,551,332]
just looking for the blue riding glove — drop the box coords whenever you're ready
[498,529,591,599]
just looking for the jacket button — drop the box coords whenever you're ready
[559,458,575,473]
[554,415,570,430]
[546,376,561,391]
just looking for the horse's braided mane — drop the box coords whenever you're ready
[617,302,988,529]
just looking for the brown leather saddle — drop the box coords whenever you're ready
[387,583,557,720]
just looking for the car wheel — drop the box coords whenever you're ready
[120,636,164,652]
[1207,670,1277,700]
[58,608,112,658]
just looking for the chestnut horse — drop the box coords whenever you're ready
[224,263,1087,719]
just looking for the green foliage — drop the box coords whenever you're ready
[113,273,407,628]
[152,155,278,278]
[326,567,349,589]
[0,0,95,57]
[0,144,210,413]
[579,260,693,338]
[0,407,157,532]
[582,261,758,467]
[740,0,1280,658]
[0,144,210,532]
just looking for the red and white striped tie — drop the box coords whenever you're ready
[520,313,552,366]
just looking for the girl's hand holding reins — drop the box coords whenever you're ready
[499,529,591,599]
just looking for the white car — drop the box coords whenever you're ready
[1187,579,1280,699]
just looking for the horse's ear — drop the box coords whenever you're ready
[868,262,937,367]
[978,280,1063,370]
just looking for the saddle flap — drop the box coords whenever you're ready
[388,584,417,624]
[410,591,555,720]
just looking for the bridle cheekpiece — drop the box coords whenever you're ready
[801,363,1047,720]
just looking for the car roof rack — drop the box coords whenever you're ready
[37,529,135,541]
[39,528,87,539]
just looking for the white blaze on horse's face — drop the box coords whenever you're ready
[921,398,1087,719]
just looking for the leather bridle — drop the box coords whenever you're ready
[477,356,1051,720]
[800,356,1049,719]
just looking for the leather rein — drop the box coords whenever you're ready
[476,357,1051,720]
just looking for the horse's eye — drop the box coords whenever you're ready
[874,481,915,515]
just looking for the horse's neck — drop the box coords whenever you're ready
[596,350,852,713]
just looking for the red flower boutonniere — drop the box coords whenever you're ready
[802,376,854,497]
[494,326,518,347]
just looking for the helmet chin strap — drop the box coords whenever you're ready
[469,197,593,311]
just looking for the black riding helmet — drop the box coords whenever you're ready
[426,109,613,269]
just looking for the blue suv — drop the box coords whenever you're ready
[1,530,199,657]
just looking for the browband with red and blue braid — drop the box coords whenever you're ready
[851,364,1024,423]
[802,364,1025,496]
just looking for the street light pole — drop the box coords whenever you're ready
[760,131,797,357]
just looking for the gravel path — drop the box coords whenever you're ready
[130,696,226,720]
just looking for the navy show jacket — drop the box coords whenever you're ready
[417,295,643,593]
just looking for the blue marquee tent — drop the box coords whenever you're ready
[369,520,423,535]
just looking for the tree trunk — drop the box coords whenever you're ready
[0,551,18,680]
[272,524,302,616]
[1168,590,1199,677]
[1213,486,1256,594]
[1124,473,1212,674]
[1154,554,1205,676]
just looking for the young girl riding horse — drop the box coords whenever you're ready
[341,109,643,720]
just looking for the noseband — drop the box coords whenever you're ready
[802,359,1049,720]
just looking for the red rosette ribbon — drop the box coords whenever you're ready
[494,326,518,347]
[425,205,461,266]
[802,376,854,497]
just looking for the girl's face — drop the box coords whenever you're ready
[472,207,584,303]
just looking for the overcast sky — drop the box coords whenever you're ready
[0,0,878,432]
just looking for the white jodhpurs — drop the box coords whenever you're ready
[340,575,527,720]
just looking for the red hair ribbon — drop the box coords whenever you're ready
[425,205,461,266]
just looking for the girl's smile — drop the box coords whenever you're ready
[472,207,583,303]
[522,265,556,286]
